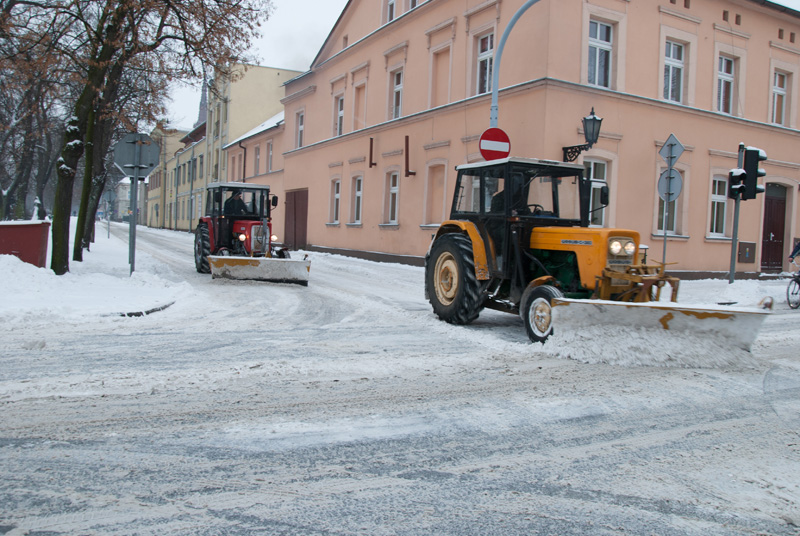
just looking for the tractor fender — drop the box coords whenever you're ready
[524,276,558,291]
[431,222,491,280]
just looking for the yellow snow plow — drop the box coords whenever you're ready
[551,298,769,352]
[194,182,311,286]
[424,158,768,351]
[208,255,311,286]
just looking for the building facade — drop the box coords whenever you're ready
[273,0,800,274]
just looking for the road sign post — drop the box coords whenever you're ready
[113,133,160,275]
[657,134,684,266]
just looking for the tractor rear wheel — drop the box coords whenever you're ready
[425,233,484,324]
[195,224,211,273]
[520,285,563,343]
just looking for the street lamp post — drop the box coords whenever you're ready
[562,108,603,162]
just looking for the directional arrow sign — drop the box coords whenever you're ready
[479,127,511,161]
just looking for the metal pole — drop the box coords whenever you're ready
[728,143,745,284]
[129,136,142,274]
[661,143,674,265]
[490,0,541,127]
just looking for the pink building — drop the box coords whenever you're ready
[236,0,800,274]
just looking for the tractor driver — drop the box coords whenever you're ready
[224,191,248,215]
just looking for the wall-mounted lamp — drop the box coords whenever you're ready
[562,108,603,162]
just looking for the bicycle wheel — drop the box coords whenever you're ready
[787,278,800,309]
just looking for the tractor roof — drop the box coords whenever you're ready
[456,157,584,173]
[206,182,271,191]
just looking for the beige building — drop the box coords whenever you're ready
[206,64,302,183]
[273,0,800,274]
[146,125,187,229]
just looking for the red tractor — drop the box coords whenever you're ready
[194,182,290,275]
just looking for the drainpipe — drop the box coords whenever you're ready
[238,141,247,182]
[490,0,541,128]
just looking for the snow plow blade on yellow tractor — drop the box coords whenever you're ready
[424,157,767,351]
[195,182,310,286]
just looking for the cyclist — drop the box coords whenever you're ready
[789,241,800,264]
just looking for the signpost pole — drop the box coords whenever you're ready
[128,137,142,274]
[662,142,674,265]
[728,143,745,284]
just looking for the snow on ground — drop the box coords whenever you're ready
[1,220,799,535]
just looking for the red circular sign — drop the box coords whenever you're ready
[479,127,511,161]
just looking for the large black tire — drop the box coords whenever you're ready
[425,233,484,325]
[194,224,211,274]
[520,284,563,343]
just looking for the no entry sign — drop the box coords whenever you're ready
[479,127,511,161]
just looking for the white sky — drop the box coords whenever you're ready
[166,0,800,130]
[167,0,349,129]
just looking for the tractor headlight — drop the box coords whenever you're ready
[609,240,623,256]
[623,241,636,256]
[271,234,278,242]
[238,233,247,242]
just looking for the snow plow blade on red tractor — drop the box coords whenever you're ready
[194,182,310,286]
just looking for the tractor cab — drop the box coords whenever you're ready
[203,182,278,252]
[451,158,607,279]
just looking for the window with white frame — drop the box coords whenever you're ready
[477,32,494,95]
[391,69,403,119]
[772,71,787,125]
[335,95,345,136]
[588,20,613,88]
[709,175,728,236]
[664,40,684,103]
[267,141,273,172]
[717,55,735,114]
[331,179,341,223]
[254,146,260,176]
[387,0,395,22]
[386,172,399,224]
[584,159,607,227]
[352,176,363,224]
[296,111,305,147]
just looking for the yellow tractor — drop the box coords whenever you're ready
[425,157,764,348]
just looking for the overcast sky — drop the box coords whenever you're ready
[166,0,800,130]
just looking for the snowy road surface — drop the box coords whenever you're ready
[1,223,799,535]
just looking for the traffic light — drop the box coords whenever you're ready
[728,168,745,199]
[742,147,767,200]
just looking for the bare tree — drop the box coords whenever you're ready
[3,0,273,273]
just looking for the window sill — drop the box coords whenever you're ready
[326,222,340,227]
[379,223,399,230]
[420,224,440,230]
[346,223,362,228]
[651,233,690,241]
[705,235,732,242]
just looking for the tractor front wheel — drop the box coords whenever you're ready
[425,233,484,324]
[520,285,563,343]
[195,224,211,274]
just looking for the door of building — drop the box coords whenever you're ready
[761,184,787,272]
[284,189,308,250]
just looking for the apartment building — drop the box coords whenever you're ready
[275,0,800,274]
[146,125,188,229]
[206,64,302,184]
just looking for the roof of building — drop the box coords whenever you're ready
[223,111,284,149]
